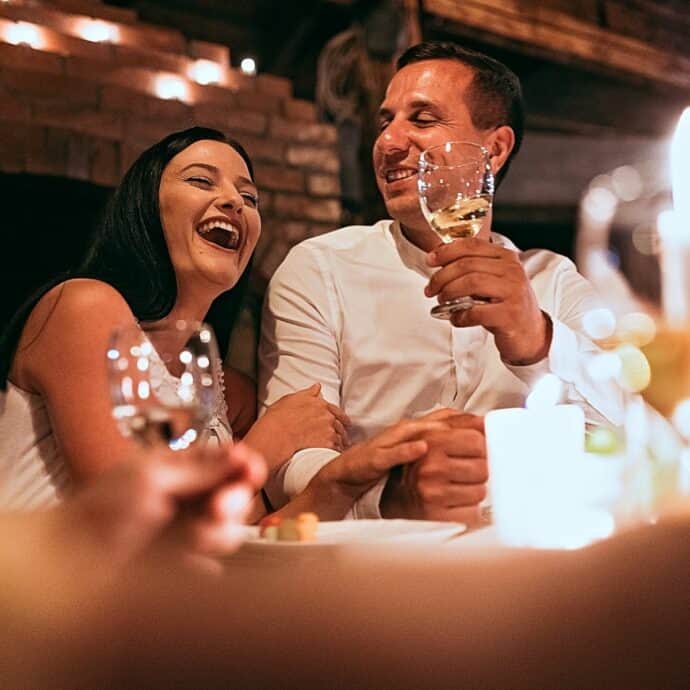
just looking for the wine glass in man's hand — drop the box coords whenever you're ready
[418,140,495,318]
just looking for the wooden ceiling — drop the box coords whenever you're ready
[106,0,690,137]
[103,0,690,227]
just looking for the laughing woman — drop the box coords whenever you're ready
[0,128,348,511]
[0,127,432,522]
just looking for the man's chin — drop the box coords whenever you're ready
[384,199,424,227]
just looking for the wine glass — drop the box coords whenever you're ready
[418,140,495,318]
[576,160,688,519]
[107,320,220,451]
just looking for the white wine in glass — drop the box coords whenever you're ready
[418,141,494,318]
[428,193,493,242]
[107,320,220,451]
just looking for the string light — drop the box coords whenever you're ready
[154,74,188,101]
[5,22,43,49]
[240,57,257,76]
[188,59,222,85]
[76,18,118,43]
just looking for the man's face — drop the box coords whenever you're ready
[373,59,485,232]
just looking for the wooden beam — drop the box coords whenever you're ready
[424,0,690,90]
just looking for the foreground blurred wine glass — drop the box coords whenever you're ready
[418,140,494,318]
[576,159,690,517]
[107,320,220,451]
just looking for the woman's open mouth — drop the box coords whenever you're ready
[196,219,241,250]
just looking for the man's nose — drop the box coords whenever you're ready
[376,119,409,155]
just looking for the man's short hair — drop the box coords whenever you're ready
[396,41,524,187]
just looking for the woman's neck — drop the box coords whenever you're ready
[155,292,213,328]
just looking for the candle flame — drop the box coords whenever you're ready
[671,107,690,225]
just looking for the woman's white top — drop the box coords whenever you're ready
[0,357,231,511]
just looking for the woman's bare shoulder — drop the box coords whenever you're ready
[13,279,136,388]
[23,279,133,339]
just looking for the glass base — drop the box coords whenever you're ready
[430,296,489,319]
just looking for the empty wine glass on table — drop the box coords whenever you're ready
[418,140,495,319]
[107,320,221,451]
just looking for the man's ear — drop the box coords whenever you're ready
[483,125,515,177]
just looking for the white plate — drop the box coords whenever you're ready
[242,519,467,548]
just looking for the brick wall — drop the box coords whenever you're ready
[0,0,341,295]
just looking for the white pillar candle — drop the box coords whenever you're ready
[486,404,592,549]
[660,108,690,327]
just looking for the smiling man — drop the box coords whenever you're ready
[259,41,622,522]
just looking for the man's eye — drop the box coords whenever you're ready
[377,119,390,132]
[414,116,437,126]
[241,192,259,208]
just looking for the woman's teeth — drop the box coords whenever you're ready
[196,220,240,250]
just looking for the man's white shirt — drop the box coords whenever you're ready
[258,219,623,517]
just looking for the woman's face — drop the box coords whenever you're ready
[158,139,261,297]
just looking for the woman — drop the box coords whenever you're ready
[0,126,435,518]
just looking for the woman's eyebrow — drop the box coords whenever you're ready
[180,162,218,174]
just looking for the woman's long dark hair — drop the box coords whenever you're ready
[0,126,255,389]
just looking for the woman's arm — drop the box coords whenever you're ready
[243,383,350,474]
[12,279,142,481]
[222,365,257,439]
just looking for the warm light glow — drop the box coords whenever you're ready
[179,350,193,364]
[525,373,561,409]
[672,398,690,439]
[658,208,681,240]
[137,381,150,400]
[178,384,194,404]
[615,344,651,392]
[240,57,257,76]
[136,357,149,372]
[76,19,118,43]
[154,74,188,101]
[5,22,43,49]
[188,59,222,85]
[582,186,617,223]
[680,448,690,494]
[611,165,643,202]
[169,428,197,451]
[582,307,616,340]
[657,209,688,325]
[586,352,622,382]
[616,312,656,347]
[197,355,210,369]
[180,372,193,386]
[631,222,658,256]
[670,107,690,226]
[122,376,133,400]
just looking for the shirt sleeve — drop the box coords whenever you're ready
[258,244,383,515]
[255,245,336,508]
[504,255,625,427]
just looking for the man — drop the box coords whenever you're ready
[259,41,622,521]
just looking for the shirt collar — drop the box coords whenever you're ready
[387,220,434,277]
